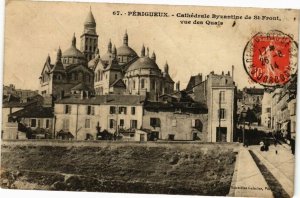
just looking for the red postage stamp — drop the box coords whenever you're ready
[243,30,298,87]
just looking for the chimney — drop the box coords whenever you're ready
[195,73,202,84]
[227,71,230,76]
[222,71,224,75]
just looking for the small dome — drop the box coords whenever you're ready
[117,45,138,57]
[62,46,86,59]
[127,57,160,72]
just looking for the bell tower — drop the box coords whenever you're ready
[80,7,98,62]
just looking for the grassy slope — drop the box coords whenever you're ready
[1,142,237,196]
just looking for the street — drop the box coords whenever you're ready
[249,144,295,197]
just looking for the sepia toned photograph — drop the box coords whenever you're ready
[0,1,299,197]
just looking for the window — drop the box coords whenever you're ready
[151,80,155,90]
[85,119,91,128]
[218,108,226,119]
[45,119,50,128]
[171,119,177,127]
[37,119,41,128]
[98,70,101,81]
[110,106,116,114]
[220,91,225,102]
[131,107,136,115]
[115,74,118,80]
[130,120,137,129]
[192,119,203,131]
[87,106,95,115]
[63,119,69,131]
[133,80,136,89]
[109,119,115,129]
[31,119,36,127]
[150,118,160,127]
[168,134,175,140]
[119,107,127,114]
[141,79,145,89]
[65,105,72,114]
[120,119,124,127]
[266,108,271,113]
[100,71,103,81]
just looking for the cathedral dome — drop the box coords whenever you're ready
[127,57,160,72]
[62,34,85,59]
[117,45,138,57]
[62,46,86,59]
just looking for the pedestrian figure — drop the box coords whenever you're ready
[260,140,264,151]
[274,137,278,154]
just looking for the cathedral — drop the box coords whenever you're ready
[39,9,174,101]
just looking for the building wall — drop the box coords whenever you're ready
[261,92,272,128]
[142,110,208,141]
[288,98,297,139]
[54,103,143,140]
[207,88,235,142]
[2,107,23,139]
[21,117,54,132]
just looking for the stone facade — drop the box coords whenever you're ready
[142,108,208,141]
[54,94,144,140]
[186,71,236,142]
[261,91,272,128]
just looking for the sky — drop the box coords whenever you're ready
[3,1,299,91]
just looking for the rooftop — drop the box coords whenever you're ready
[9,105,54,118]
[56,94,146,105]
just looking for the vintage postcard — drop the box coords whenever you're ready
[1,1,299,197]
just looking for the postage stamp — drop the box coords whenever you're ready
[243,30,298,87]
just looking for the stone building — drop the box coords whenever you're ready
[90,31,175,101]
[2,94,44,139]
[186,71,236,142]
[3,84,38,98]
[39,9,175,102]
[39,10,96,100]
[270,74,297,142]
[261,90,272,128]
[54,94,145,140]
[142,95,208,141]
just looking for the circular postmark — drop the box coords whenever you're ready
[243,30,298,87]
